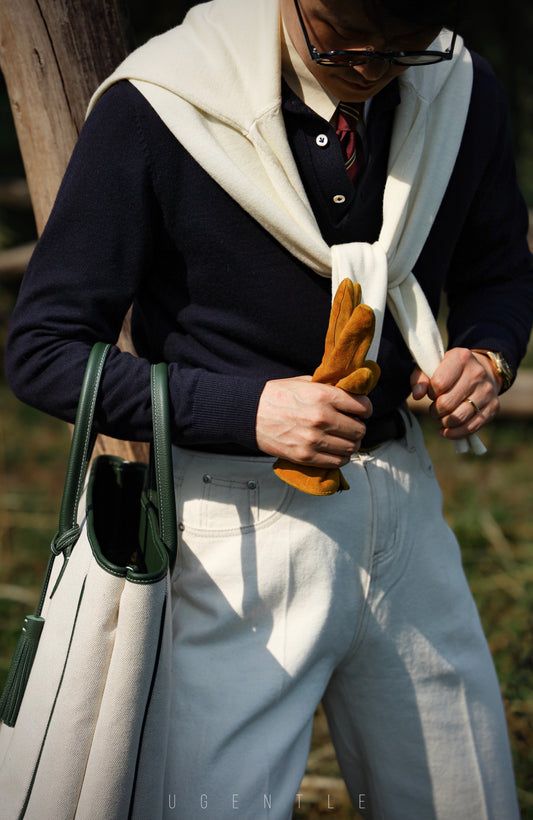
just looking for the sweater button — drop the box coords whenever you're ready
[333,194,346,204]
[315,133,329,147]
[247,480,257,490]
[202,474,212,483]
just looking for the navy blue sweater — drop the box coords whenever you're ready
[6,52,533,452]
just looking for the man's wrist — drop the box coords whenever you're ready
[471,349,514,393]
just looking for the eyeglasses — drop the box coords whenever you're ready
[293,0,457,68]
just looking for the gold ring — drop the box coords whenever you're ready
[465,398,480,414]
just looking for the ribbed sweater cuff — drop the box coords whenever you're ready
[189,372,267,451]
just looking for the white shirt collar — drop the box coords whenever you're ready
[280,10,339,123]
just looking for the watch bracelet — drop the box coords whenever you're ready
[471,349,514,393]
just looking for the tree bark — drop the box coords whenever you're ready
[0,0,149,461]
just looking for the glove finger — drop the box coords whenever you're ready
[273,459,350,495]
[335,303,376,370]
[314,303,376,384]
[325,280,362,354]
[336,362,381,395]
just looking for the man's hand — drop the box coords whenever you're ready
[410,348,502,441]
[256,376,372,466]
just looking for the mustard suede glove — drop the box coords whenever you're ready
[273,280,381,496]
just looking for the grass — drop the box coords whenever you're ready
[0,385,532,818]
[0,386,70,678]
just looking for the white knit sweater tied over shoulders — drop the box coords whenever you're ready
[90,0,484,454]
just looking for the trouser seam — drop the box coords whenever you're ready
[334,458,378,670]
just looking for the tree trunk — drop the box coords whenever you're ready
[0,0,149,462]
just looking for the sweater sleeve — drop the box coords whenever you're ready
[5,82,265,450]
[443,56,533,371]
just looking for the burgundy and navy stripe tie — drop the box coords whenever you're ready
[336,102,364,182]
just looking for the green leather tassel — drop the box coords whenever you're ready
[0,615,45,727]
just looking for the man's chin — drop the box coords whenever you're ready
[315,67,405,102]
[318,73,379,102]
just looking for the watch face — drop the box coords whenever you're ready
[493,352,514,389]
[472,349,514,391]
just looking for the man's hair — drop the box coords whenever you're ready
[363,0,460,31]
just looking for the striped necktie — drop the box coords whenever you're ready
[336,102,364,182]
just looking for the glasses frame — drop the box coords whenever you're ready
[292,0,457,68]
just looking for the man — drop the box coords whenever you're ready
[6,0,533,817]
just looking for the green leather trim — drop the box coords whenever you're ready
[55,342,111,549]
[150,362,178,568]
[1,344,177,746]
[0,615,45,726]
[128,593,169,817]
[86,455,170,583]
[59,345,177,584]
[17,577,88,820]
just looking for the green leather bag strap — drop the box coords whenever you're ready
[53,342,111,554]
[52,343,177,568]
[150,361,177,568]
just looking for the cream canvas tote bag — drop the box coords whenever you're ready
[0,343,177,820]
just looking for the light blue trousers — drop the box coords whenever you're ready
[164,412,519,820]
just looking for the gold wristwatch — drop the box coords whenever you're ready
[472,349,514,393]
